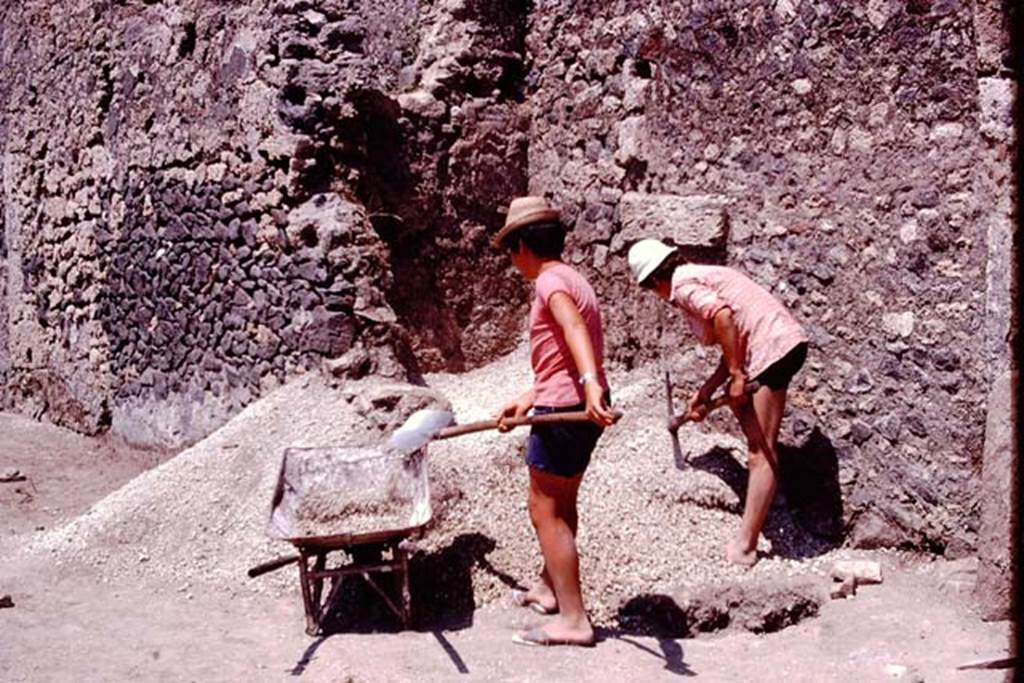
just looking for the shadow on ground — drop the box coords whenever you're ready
[309,532,512,636]
[600,624,697,677]
[289,533,511,675]
[603,578,826,678]
[689,426,843,560]
[615,580,824,637]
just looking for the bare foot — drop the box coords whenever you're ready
[725,537,758,567]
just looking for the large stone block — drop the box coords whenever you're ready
[977,77,1016,144]
[972,0,1012,74]
[616,192,729,250]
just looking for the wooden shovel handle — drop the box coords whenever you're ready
[436,409,623,440]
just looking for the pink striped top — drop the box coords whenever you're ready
[670,264,807,378]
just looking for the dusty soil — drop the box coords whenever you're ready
[0,364,1016,681]
[0,413,173,539]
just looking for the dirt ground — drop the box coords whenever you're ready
[0,411,1016,682]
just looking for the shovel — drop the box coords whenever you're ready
[389,407,623,453]
[248,407,621,579]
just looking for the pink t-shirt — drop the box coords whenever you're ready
[670,264,808,379]
[530,263,607,407]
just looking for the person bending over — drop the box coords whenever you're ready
[628,238,808,567]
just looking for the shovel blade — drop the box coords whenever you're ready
[389,409,455,452]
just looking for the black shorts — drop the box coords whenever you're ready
[754,342,808,390]
[525,395,608,478]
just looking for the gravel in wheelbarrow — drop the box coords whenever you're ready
[268,444,432,548]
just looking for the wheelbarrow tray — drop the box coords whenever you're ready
[267,444,432,542]
[283,525,427,552]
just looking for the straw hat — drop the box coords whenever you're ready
[628,238,677,285]
[491,196,561,248]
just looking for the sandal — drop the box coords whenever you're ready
[511,626,595,648]
[509,588,557,615]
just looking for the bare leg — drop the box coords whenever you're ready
[726,386,787,566]
[525,468,593,643]
[526,490,578,612]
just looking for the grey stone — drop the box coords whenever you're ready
[875,414,902,442]
[977,78,1015,144]
[904,414,928,438]
[846,368,874,394]
[617,192,729,249]
[849,420,873,445]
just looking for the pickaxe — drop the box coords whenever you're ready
[664,371,760,469]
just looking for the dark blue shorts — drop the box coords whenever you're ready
[525,398,607,478]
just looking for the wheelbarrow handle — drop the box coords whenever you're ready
[436,409,623,440]
[247,554,299,578]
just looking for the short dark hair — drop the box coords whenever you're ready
[502,221,566,259]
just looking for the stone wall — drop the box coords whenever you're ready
[972,0,1019,622]
[524,0,1002,555]
[0,3,11,397]
[0,0,1018,564]
[0,0,531,448]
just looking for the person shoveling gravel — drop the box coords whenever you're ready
[492,196,616,648]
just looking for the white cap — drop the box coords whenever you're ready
[628,239,677,285]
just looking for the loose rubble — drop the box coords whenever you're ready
[18,345,871,631]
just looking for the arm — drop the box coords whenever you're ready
[548,292,616,426]
[699,357,730,402]
[687,356,729,421]
[711,306,748,407]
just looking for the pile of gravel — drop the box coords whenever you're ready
[417,346,839,624]
[22,343,845,626]
[22,374,450,600]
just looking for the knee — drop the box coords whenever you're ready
[747,448,777,472]
[528,497,553,528]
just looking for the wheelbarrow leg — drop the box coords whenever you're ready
[399,541,412,628]
[311,552,326,612]
[297,549,320,636]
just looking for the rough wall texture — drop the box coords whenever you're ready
[0,0,530,448]
[0,3,11,396]
[972,0,1019,621]
[524,0,1005,555]
[0,0,1018,564]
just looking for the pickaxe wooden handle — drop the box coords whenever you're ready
[665,370,686,469]
[666,380,762,433]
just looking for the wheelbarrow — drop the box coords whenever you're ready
[249,444,431,635]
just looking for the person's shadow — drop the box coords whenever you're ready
[601,595,697,676]
[689,426,843,559]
